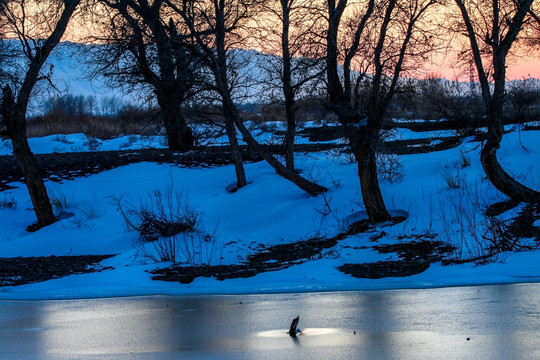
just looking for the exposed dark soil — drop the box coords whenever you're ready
[0,146,263,191]
[0,255,115,287]
[0,137,462,191]
[338,238,457,279]
[149,217,457,284]
[507,203,540,241]
[339,261,431,279]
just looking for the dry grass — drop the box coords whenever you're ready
[26,108,161,139]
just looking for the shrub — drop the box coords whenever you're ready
[377,154,405,183]
[50,191,76,214]
[440,164,465,189]
[0,197,16,209]
[116,182,218,265]
[457,149,472,168]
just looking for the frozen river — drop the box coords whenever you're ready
[1,283,539,359]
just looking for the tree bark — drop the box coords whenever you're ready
[347,124,391,223]
[283,94,296,172]
[480,51,540,201]
[158,96,195,152]
[224,112,247,190]
[2,87,56,228]
[480,142,540,202]
[220,92,326,195]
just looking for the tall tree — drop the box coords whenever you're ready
[167,0,327,195]
[90,0,198,152]
[0,0,81,229]
[326,0,438,223]
[255,0,325,171]
[454,0,540,201]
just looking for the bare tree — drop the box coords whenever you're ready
[255,0,325,171]
[506,79,540,123]
[326,0,438,223]
[0,0,81,229]
[453,0,540,201]
[89,0,199,152]
[527,3,540,47]
[167,0,327,195]
[420,77,484,131]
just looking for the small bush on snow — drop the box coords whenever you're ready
[377,154,405,183]
[116,181,218,265]
[0,197,16,209]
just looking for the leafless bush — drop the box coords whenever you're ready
[419,77,484,134]
[457,149,472,168]
[505,79,540,124]
[482,215,538,258]
[50,191,76,214]
[116,182,218,265]
[440,165,464,189]
[134,226,219,265]
[436,177,537,265]
[377,154,405,183]
[436,181,486,263]
[117,185,198,243]
[0,197,16,209]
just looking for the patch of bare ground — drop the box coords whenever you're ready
[0,134,463,191]
[339,237,457,279]
[0,255,115,287]
[149,217,407,284]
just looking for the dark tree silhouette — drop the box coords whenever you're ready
[90,0,200,152]
[0,0,81,229]
[454,0,540,202]
[255,0,325,171]
[167,0,327,195]
[325,0,438,223]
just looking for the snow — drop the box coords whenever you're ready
[0,133,166,155]
[1,123,539,300]
[0,41,539,300]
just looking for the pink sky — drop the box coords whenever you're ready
[507,60,540,79]
[421,51,540,80]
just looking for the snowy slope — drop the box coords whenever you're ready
[0,124,539,300]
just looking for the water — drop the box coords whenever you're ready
[1,283,539,359]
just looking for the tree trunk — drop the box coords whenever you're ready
[2,86,56,228]
[162,110,194,152]
[281,1,296,172]
[231,107,327,195]
[481,100,540,202]
[479,48,540,202]
[357,150,391,223]
[348,126,391,223]
[454,0,538,202]
[0,0,80,229]
[12,135,56,228]
[224,115,247,190]
[284,98,296,172]
[157,93,195,152]
[480,142,540,202]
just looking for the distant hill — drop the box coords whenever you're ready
[2,41,537,116]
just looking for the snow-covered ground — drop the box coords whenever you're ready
[1,122,539,300]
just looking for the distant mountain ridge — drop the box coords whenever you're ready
[2,41,537,116]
